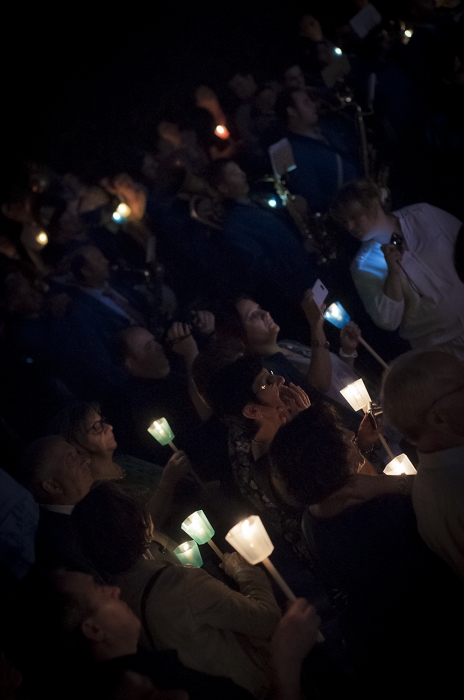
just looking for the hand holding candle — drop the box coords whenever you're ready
[148,418,204,488]
[324,301,388,368]
[340,379,396,461]
[226,516,324,643]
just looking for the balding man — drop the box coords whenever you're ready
[382,351,464,580]
[19,435,94,571]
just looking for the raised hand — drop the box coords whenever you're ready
[166,322,198,361]
[279,383,311,418]
[340,321,361,354]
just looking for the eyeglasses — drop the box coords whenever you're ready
[88,417,108,435]
[257,370,276,392]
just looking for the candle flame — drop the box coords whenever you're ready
[116,203,131,217]
[214,124,230,139]
[182,543,189,552]
[36,231,48,245]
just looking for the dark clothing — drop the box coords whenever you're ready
[285,127,361,213]
[87,647,253,700]
[221,201,319,303]
[34,508,96,574]
[302,494,464,696]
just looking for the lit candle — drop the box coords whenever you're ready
[324,301,388,368]
[383,454,417,476]
[112,202,131,223]
[226,516,324,642]
[148,419,207,489]
[147,418,176,449]
[35,231,48,246]
[173,540,203,567]
[323,302,350,329]
[340,380,396,461]
[340,378,371,413]
[181,510,215,544]
[182,510,224,560]
[214,124,230,139]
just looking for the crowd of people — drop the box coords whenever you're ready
[1,2,464,699]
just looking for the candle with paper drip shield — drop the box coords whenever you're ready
[323,302,388,369]
[147,418,204,488]
[226,516,324,643]
[173,540,203,567]
[384,454,417,476]
[181,510,224,560]
[340,379,396,462]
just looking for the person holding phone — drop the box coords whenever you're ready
[332,180,464,359]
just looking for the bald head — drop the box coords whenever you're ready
[382,351,464,451]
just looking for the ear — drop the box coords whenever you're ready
[42,479,63,495]
[425,406,447,431]
[242,403,262,420]
[81,618,106,643]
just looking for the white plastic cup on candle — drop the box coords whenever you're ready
[340,378,371,413]
[147,418,175,446]
[383,453,417,476]
[225,516,274,566]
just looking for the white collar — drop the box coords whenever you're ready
[40,504,75,514]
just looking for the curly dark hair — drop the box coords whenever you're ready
[72,482,151,578]
[268,404,352,505]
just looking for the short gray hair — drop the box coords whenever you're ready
[19,435,66,501]
[381,350,462,442]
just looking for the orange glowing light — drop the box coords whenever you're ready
[214,124,230,139]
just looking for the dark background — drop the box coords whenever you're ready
[5,1,405,178]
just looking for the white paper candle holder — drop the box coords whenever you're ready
[383,453,417,476]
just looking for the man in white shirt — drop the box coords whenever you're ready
[382,350,464,580]
[332,180,464,359]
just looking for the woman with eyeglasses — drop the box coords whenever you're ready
[216,291,363,413]
[52,401,192,531]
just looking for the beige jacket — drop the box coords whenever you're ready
[117,557,281,697]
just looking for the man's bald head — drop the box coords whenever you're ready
[382,351,464,449]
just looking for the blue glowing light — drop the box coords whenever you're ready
[334,47,343,55]
[268,198,277,208]
[323,302,350,329]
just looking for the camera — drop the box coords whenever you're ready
[390,232,404,247]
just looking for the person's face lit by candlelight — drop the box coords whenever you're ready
[119,326,170,380]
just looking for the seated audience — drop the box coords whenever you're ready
[206,159,319,304]
[10,568,321,700]
[332,180,464,359]
[217,293,362,408]
[18,435,95,572]
[382,350,464,580]
[268,407,464,696]
[72,482,281,697]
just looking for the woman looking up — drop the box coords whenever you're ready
[218,291,363,412]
